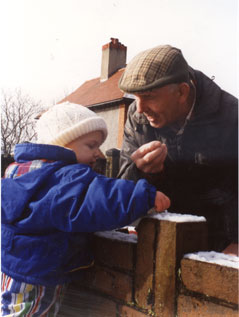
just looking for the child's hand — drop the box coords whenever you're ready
[154,191,171,212]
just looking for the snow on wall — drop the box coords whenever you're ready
[95,211,206,244]
[184,251,239,269]
[148,210,206,222]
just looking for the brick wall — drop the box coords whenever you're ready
[70,213,238,316]
[177,256,238,316]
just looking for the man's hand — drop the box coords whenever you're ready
[131,141,167,173]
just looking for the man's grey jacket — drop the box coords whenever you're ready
[118,69,238,251]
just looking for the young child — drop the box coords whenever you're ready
[1,102,170,316]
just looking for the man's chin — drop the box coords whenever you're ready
[149,121,164,129]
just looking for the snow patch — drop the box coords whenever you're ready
[149,210,206,222]
[184,251,239,269]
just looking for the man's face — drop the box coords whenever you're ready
[134,84,184,129]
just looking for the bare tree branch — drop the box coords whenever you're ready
[1,88,43,156]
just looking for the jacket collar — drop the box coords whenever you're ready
[189,69,222,119]
[14,143,77,163]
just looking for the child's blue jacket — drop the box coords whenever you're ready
[1,143,156,286]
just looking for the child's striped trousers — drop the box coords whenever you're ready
[1,273,66,316]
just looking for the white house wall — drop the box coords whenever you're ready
[94,106,120,154]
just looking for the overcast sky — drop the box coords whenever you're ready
[0,0,238,106]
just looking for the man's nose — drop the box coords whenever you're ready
[136,98,146,113]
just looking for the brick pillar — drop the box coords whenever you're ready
[106,148,120,178]
[134,215,208,316]
[134,217,158,311]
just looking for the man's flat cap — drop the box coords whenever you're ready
[119,45,189,93]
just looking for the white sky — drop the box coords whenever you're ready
[0,0,238,106]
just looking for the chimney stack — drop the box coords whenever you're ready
[100,38,127,82]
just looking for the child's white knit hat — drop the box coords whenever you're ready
[36,102,108,147]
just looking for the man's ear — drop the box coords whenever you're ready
[178,82,190,104]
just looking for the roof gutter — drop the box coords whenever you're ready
[87,96,134,111]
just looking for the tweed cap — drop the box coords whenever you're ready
[119,45,189,93]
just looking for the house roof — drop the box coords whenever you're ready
[60,68,125,107]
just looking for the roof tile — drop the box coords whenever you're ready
[60,68,125,106]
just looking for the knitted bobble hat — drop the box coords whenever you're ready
[36,102,108,147]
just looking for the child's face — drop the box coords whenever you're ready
[66,131,104,167]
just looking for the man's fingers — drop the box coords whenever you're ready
[136,144,167,171]
[143,144,167,164]
[131,142,167,173]
[159,144,168,163]
[131,141,162,160]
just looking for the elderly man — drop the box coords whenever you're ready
[118,45,238,253]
